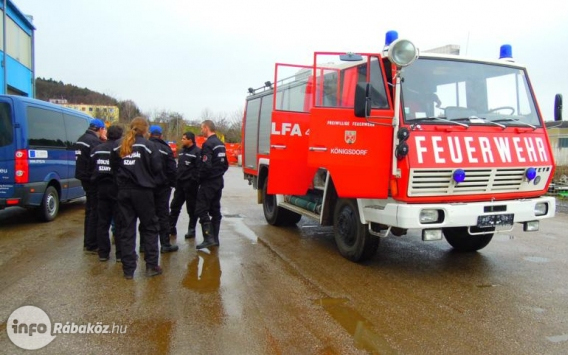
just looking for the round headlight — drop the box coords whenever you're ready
[387,39,418,67]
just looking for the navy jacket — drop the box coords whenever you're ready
[73,130,102,182]
[149,137,176,187]
[111,136,162,189]
[90,139,120,185]
[199,134,228,181]
[177,144,201,183]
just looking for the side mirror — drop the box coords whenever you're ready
[354,82,371,118]
[554,94,563,121]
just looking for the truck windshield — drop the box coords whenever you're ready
[401,58,541,127]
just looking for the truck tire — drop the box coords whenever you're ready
[333,199,379,262]
[443,227,494,252]
[262,183,301,226]
[37,186,59,222]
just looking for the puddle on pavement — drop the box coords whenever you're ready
[523,256,549,263]
[224,216,258,243]
[546,334,568,343]
[182,249,222,293]
[314,297,397,354]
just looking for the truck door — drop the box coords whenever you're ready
[308,54,394,198]
[267,64,317,195]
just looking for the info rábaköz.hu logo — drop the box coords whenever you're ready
[7,305,128,350]
[7,305,56,350]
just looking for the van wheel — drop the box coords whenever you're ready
[333,199,379,262]
[443,227,494,252]
[37,186,59,222]
[263,183,301,226]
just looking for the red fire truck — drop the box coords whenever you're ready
[242,31,563,262]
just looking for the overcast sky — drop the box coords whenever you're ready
[15,0,568,121]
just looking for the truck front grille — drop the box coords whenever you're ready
[408,168,527,196]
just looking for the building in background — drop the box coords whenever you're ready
[0,0,35,97]
[48,99,120,123]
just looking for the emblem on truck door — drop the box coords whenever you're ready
[345,130,356,144]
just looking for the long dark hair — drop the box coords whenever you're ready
[120,117,148,158]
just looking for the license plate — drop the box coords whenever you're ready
[477,213,514,228]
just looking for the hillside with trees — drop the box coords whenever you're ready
[34,78,242,143]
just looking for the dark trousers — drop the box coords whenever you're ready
[82,180,98,250]
[96,182,122,259]
[182,180,199,229]
[169,184,185,233]
[154,185,172,239]
[195,177,223,225]
[118,188,159,275]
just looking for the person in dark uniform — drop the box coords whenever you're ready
[110,117,163,279]
[195,120,228,249]
[169,132,201,239]
[90,125,124,262]
[73,118,106,254]
[148,125,179,253]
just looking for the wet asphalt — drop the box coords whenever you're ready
[1,166,568,354]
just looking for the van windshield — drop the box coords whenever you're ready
[0,103,13,147]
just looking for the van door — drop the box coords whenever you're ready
[0,101,15,201]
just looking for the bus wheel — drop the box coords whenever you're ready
[262,183,301,226]
[333,199,379,262]
[443,227,494,252]
[37,186,59,222]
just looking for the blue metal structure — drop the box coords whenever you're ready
[1,0,35,97]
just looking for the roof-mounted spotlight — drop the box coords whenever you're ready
[248,87,254,94]
[265,81,273,89]
[387,38,419,68]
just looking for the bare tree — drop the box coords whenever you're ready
[118,100,141,123]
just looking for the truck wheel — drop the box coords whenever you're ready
[37,186,59,222]
[443,227,494,252]
[262,183,301,226]
[333,199,379,262]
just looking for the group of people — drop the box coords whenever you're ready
[73,117,229,279]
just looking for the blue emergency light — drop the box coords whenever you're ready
[385,30,399,46]
[499,44,513,60]
[525,167,537,181]
[453,169,466,184]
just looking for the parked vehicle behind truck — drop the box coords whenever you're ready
[0,95,92,221]
[242,31,561,262]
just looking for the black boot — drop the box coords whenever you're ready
[160,234,179,253]
[184,226,196,239]
[212,220,221,246]
[196,223,216,249]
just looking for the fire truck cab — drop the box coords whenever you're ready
[242,31,561,262]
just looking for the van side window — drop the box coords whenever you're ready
[0,103,13,147]
[26,107,66,148]
[63,113,89,147]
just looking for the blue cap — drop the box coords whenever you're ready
[150,125,162,135]
[89,118,105,129]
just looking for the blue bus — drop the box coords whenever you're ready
[0,95,92,221]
